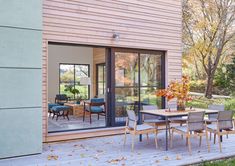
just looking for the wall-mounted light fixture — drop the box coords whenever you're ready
[112,33,120,41]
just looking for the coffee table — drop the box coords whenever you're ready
[64,103,84,117]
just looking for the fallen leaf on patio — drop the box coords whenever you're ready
[155,160,160,163]
[96,150,104,153]
[50,149,54,152]
[68,154,73,156]
[80,153,86,158]
[74,144,85,149]
[47,155,58,160]
[121,163,126,166]
[176,155,181,160]
[107,157,127,164]
[137,152,141,155]
[105,141,113,144]
[164,156,170,160]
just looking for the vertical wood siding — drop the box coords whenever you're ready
[42,0,182,140]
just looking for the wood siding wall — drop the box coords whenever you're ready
[43,0,182,141]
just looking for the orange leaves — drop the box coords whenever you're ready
[156,75,191,103]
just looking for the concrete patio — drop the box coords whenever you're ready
[1,131,235,166]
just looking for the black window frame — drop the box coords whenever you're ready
[59,63,90,100]
[96,63,106,96]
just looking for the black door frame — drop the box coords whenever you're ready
[108,48,166,127]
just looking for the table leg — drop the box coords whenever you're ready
[139,112,143,142]
[165,117,168,151]
[220,130,223,142]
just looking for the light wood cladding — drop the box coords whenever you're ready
[42,0,182,141]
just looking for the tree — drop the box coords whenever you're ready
[183,0,235,98]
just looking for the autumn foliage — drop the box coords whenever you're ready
[156,76,192,106]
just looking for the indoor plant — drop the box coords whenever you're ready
[64,85,81,104]
[156,75,192,111]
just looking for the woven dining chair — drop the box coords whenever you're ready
[207,104,225,140]
[170,111,210,155]
[124,110,158,151]
[142,105,167,128]
[207,104,225,122]
[206,111,235,152]
[168,103,187,127]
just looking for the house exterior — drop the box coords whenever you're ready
[0,0,182,159]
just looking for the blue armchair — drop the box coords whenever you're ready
[55,94,69,105]
[83,98,106,124]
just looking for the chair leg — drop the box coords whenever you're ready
[168,125,171,140]
[180,123,183,139]
[199,136,202,147]
[206,129,210,152]
[170,129,174,148]
[155,131,158,149]
[188,135,192,155]
[56,113,59,121]
[83,110,85,122]
[146,133,149,144]
[186,137,188,146]
[131,135,135,152]
[218,134,222,152]
[214,133,216,144]
[226,133,228,139]
[124,128,127,146]
[90,112,92,124]
[210,132,212,140]
[98,114,99,120]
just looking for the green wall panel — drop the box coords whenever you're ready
[0,69,42,109]
[0,27,42,68]
[0,0,42,30]
[0,0,43,158]
[0,108,42,158]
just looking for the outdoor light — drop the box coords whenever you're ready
[112,33,120,41]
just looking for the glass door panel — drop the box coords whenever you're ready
[140,54,162,87]
[115,52,139,87]
[140,53,162,109]
[112,49,164,126]
[114,52,138,124]
[115,87,139,123]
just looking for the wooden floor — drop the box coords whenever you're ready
[1,131,235,166]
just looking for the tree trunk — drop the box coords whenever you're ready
[205,74,214,99]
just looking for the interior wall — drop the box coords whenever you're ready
[48,44,93,102]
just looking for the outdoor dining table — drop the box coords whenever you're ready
[140,108,219,151]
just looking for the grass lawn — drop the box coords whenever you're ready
[199,157,235,166]
[186,95,235,112]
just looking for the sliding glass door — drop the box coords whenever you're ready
[111,49,165,125]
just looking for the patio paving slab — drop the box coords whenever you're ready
[1,131,235,166]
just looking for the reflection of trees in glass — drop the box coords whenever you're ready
[140,54,161,87]
[115,53,138,86]
[114,52,163,121]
